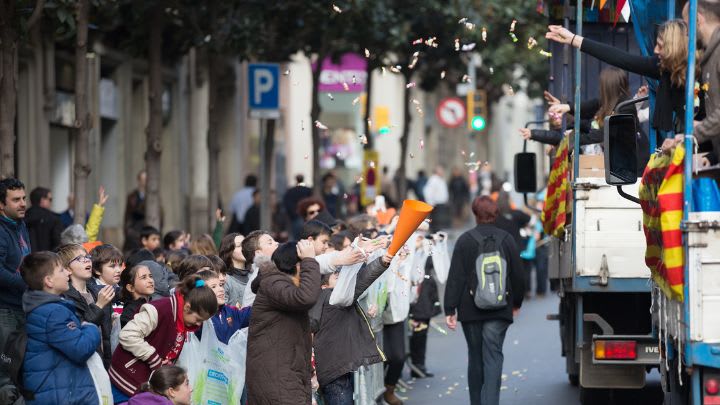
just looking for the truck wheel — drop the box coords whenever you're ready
[579,387,611,405]
[569,373,579,386]
[663,357,689,405]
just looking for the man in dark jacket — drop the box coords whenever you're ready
[246,240,321,405]
[444,196,524,405]
[26,187,64,252]
[309,252,392,404]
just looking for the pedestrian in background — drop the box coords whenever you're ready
[448,168,470,225]
[25,187,63,252]
[444,196,524,405]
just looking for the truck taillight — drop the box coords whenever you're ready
[594,340,637,360]
[706,378,719,395]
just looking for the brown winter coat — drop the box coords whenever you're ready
[246,257,321,405]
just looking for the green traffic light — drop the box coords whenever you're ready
[471,116,486,131]
[378,126,390,135]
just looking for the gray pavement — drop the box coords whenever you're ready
[396,293,663,405]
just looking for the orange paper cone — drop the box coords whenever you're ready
[387,199,434,256]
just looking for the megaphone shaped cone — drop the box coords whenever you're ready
[387,200,434,256]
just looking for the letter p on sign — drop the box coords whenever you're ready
[248,63,280,119]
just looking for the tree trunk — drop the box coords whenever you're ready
[207,51,222,231]
[72,0,90,224]
[310,49,326,194]
[145,5,164,230]
[363,61,374,150]
[0,0,18,179]
[397,72,412,200]
[259,119,275,231]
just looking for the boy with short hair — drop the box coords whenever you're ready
[140,226,161,252]
[299,220,332,256]
[20,251,101,404]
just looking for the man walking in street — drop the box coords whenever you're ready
[229,174,258,234]
[26,187,64,252]
[423,166,450,231]
[0,178,31,401]
[444,196,524,405]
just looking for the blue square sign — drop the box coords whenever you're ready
[248,63,280,118]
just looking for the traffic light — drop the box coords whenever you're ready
[466,90,488,132]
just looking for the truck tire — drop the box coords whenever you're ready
[663,357,689,405]
[579,387,611,405]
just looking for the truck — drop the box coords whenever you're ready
[518,1,720,404]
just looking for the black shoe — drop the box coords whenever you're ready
[411,366,434,378]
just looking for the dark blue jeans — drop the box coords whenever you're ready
[461,319,510,405]
[321,372,354,405]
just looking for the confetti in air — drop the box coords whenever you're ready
[458,17,468,24]
[527,37,538,49]
[364,48,370,58]
[412,99,421,105]
[356,176,363,184]
[425,37,438,47]
[327,93,334,100]
[420,140,425,149]
[406,82,416,88]
[461,43,476,51]
[332,4,342,13]
[314,120,328,130]
[482,27,487,42]
[539,50,552,57]
[304,154,309,160]
[352,75,357,84]
[390,66,401,73]
[461,150,466,157]
[489,67,494,74]
[352,96,361,106]
[462,74,470,83]
[412,38,424,45]
[470,152,475,158]
[454,38,460,51]
[283,69,290,76]
[367,118,372,128]
[440,70,446,79]
[342,82,349,91]
[464,22,476,30]
[510,19,517,32]
[408,52,419,69]
[369,161,375,168]
[359,134,368,144]
[509,32,518,42]
[343,193,348,199]
[409,152,415,159]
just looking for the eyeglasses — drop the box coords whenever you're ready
[70,254,92,265]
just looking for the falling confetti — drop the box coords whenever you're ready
[440,70,446,79]
[359,134,368,144]
[510,19,517,32]
[304,154,309,160]
[461,150,466,157]
[327,93,334,100]
[343,193,348,199]
[342,82,349,91]
[412,99,421,105]
[352,75,357,84]
[283,69,290,76]
[409,152,415,159]
[527,37,538,49]
[408,52,419,69]
[356,176,363,184]
[482,27,487,42]
[458,17,468,24]
[509,32,518,42]
[314,120,328,130]
[461,43,476,51]
[364,48,370,58]
[462,74,470,83]
[464,22,475,30]
[390,65,401,73]
[420,139,424,149]
[367,118,372,128]
[369,161,375,168]
[332,4,342,13]
[454,38,460,51]
[412,38,424,45]
[352,96,361,105]
[470,152,475,158]
[489,67,494,74]
[406,82,416,88]
[539,49,552,57]
[425,37,438,47]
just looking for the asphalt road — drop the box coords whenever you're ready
[395,292,664,405]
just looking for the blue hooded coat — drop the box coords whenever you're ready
[22,290,101,404]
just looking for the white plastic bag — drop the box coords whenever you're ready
[431,235,450,284]
[109,312,121,354]
[328,262,363,307]
[181,321,245,405]
[87,352,113,405]
[176,332,202,387]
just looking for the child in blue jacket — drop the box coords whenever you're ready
[195,269,251,343]
[20,251,101,404]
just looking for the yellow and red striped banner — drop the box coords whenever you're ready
[541,136,570,238]
[639,146,685,301]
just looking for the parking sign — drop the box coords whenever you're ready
[248,63,280,119]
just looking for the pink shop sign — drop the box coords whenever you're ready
[314,53,368,93]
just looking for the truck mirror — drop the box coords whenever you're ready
[514,152,537,193]
[603,114,638,185]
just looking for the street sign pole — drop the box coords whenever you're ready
[248,63,280,232]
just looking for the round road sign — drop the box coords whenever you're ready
[436,97,466,128]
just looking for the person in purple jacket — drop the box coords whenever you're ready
[195,269,251,343]
[129,365,192,405]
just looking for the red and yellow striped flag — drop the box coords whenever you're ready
[541,136,570,238]
[638,146,685,301]
[658,146,685,300]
